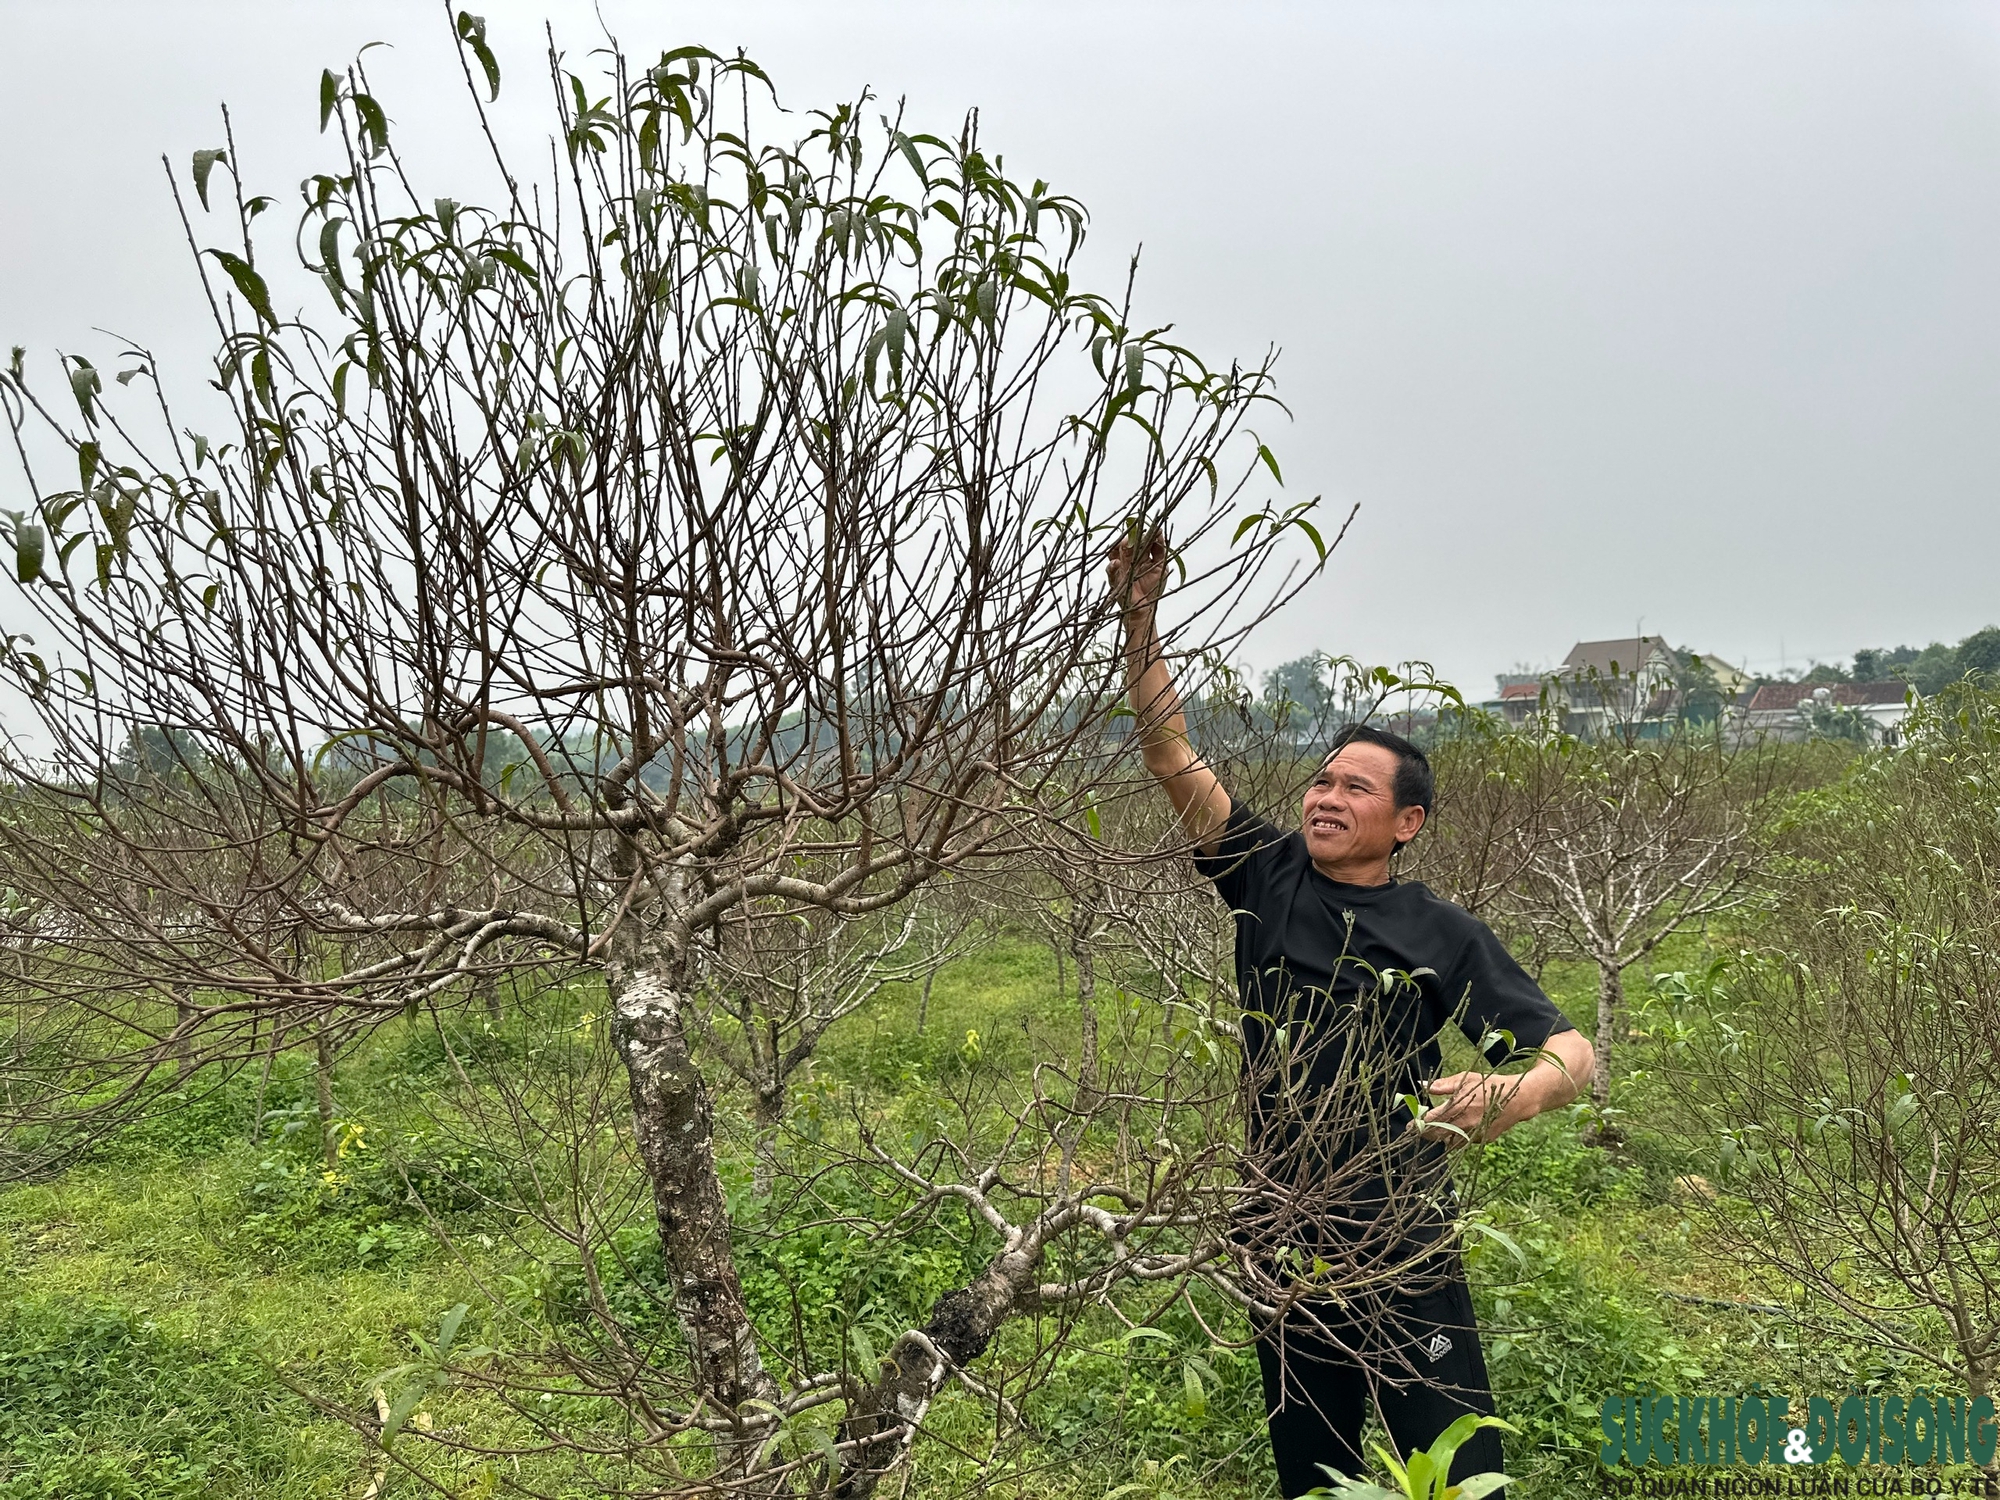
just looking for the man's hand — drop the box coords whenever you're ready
[1108,528,1230,854]
[1418,1029,1595,1144]
[1107,530,1168,622]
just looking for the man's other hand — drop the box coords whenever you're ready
[1419,1030,1594,1144]
[1419,1071,1529,1144]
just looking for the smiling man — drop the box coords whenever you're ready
[1110,535,1593,1496]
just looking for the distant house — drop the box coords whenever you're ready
[1561,636,1678,684]
[1699,657,1753,699]
[1484,638,1751,734]
[1553,636,1680,734]
[1491,678,1547,728]
[1736,681,1914,743]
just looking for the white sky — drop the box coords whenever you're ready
[2,1,1996,698]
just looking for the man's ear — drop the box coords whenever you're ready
[1395,803,1427,845]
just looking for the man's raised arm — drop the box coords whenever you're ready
[1108,534,1232,856]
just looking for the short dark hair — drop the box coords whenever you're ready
[1324,724,1434,846]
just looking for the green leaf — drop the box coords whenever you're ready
[206,251,276,325]
[353,92,389,157]
[863,326,887,390]
[1426,1415,1517,1489]
[1461,1218,1526,1267]
[457,13,501,101]
[806,1423,840,1480]
[318,217,346,280]
[848,1323,875,1371]
[1452,1476,1516,1500]
[97,486,137,557]
[379,1382,426,1445]
[14,522,44,583]
[1370,1441,1409,1493]
[192,149,227,211]
[69,359,101,421]
[1295,515,1326,562]
[886,307,908,380]
[320,69,340,131]
[487,246,539,284]
[1301,1480,1401,1500]
[1083,803,1101,840]
[78,440,101,489]
[1257,442,1284,486]
[1232,512,1264,545]
[1182,1360,1207,1420]
[436,1303,469,1359]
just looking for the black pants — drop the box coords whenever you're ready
[1255,1272,1502,1499]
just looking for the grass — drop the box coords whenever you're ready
[0,1151,404,1498]
[0,932,1896,1499]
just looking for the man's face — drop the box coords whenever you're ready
[1300,742,1426,869]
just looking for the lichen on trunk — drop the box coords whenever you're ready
[607,962,778,1452]
[835,1242,1043,1498]
[1592,959,1622,1112]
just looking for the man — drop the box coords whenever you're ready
[1110,534,1593,1496]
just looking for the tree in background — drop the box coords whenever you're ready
[1665,683,2000,1399]
[1837,626,2000,695]
[1402,715,1566,929]
[692,896,970,1195]
[0,20,1328,1492]
[1959,626,2000,681]
[1669,649,1731,727]
[1496,731,1785,1137]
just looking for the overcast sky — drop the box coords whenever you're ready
[2,1,1996,697]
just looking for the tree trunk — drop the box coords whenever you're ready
[836,1237,1043,1497]
[608,964,778,1463]
[173,988,194,1082]
[750,1076,784,1200]
[313,1027,338,1170]
[250,1027,281,1145]
[1590,960,1622,1131]
[1070,907,1098,1106]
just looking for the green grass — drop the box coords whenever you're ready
[0,932,1891,1499]
[0,1150,415,1498]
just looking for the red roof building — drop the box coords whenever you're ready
[1738,681,1913,741]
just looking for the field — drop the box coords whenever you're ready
[0,930,1877,1500]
